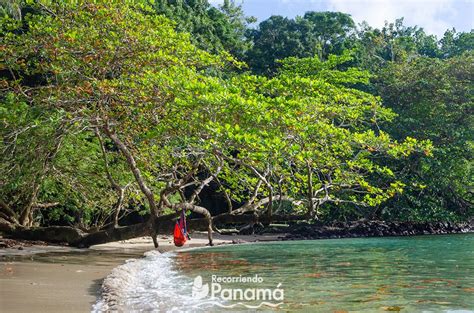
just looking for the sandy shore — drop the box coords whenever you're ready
[0,232,284,313]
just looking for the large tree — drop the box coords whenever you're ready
[246,12,356,74]
[152,0,254,59]
[355,19,473,72]
[1,0,431,247]
[200,52,430,221]
[376,52,473,221]
[1,0,227,245]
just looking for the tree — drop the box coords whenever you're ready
[355,19,440,72]
[440,29,474,58]
[302,12,356,60]
[152,0,254,59]
[245,15,306,74]
[246,12,356,75]
[355,18,473,74]
[376,52,473,221]
[0,0,436,247]
[1,0,226,245]
[204,52,430,221]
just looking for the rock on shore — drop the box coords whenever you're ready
[282,219,473,240]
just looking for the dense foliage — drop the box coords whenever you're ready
[0,0,472,237]
[377,53,473,221]
[152,0,254,59]
[245,12,356,74]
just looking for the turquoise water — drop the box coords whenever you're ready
[174,234,474,312]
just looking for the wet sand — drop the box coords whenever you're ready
[0,233,284,312]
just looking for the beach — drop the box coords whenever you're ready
[0,233,283,313]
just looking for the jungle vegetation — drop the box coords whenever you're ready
[0,0,472,246]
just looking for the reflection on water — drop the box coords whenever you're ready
[176,234,474,312]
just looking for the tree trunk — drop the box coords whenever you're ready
[113,188,125,227]
[103,126,159,215]
[103,125,160,247]
[1,212,308,247]
[95,128,127,228]
[306,161,315,218]
[3,213,179,247]
[265,186,273,223]
[19,125,65,227]
[0,201,19,225]
[18,184,40,226]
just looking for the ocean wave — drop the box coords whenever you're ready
[91,250,275,312]
[92,250,206,312]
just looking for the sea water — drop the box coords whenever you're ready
[93,234,474,312]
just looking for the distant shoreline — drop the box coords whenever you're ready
[1,219,473,252]
[279,219,474,240]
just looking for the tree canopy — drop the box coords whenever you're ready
[152,0,254,59]
[0,0,472,246]
[245,12,356,74]
[376,52,473,220]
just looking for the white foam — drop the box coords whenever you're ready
[92,251,199,312]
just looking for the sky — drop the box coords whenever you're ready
[210,0,474,37]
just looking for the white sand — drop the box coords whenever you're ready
[0,232,285,312]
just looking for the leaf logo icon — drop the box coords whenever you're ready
[192,275,209,300]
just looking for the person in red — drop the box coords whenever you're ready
[174,209,190,247]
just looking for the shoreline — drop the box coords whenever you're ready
[0,233,281,313]
[1,230,472,312]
